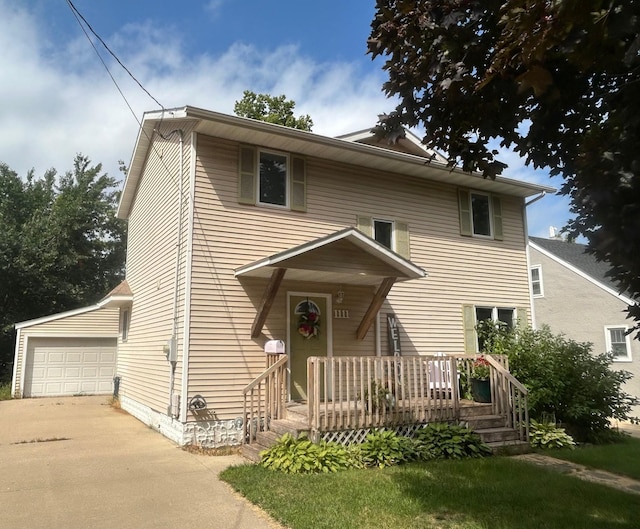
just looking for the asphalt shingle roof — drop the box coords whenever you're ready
[529,236,623,294]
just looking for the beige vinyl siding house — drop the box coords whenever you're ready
[14,106,553,447]
[529,237,640,415]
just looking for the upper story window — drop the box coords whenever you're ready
[238,145,306,211]
[356,215,410,259]
[458,189,503,241]
[259,151,288,207]
[530,265,544,297]
[605,326,632,362]
[373,219,394,250]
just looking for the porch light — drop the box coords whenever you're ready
[336,286,345,304]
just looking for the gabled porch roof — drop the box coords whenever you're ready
[234,227,426,287]
[235,228,427,339]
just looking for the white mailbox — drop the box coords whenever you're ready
[264,339,285,354]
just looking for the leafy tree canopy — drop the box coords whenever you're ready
[368,1,640,330]
[234,90,314,131]
[0,155,127,380]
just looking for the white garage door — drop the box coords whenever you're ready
[24,338,117,397]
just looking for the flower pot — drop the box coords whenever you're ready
[471,378,491,403]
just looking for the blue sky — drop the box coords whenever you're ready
[0,0,572,238]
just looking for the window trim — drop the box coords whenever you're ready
[372,218,395,251]
[605,325,632,362]
[470,191,493,238]
[121,308,130,342]
[257,149,290,209]
[530,264,544,298]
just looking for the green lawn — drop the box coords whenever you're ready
[221,457,640,529]
[0,383,11,401]
[549,436,640,481]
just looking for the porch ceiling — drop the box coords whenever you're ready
[234,228,427,287]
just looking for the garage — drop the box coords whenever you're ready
[23,337,117,397]
[12,303,123,399]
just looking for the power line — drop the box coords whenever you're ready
[65,0,165,110]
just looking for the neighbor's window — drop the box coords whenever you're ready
[471,192,492,237]
[121,308,130,342]
[258,150,288,207]
[373,219,394,250]
[605,326,632,361]
[530,265,544,297]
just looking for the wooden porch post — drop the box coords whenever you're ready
[250,268,286,338]
[356,277,395,340]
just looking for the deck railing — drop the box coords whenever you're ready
[307,355,460,433]
[307,353,529,442]
[242,354,288,443]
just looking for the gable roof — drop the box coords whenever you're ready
[235,227,426,286]
[118,106,556,219]
[529,236,635,305]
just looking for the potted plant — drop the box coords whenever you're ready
[470,356,491,403]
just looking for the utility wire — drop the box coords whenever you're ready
[65,0,165,110]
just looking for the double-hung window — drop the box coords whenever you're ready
[238,145,306,211]
[458,189,503,240]
[463,305,527,353]
[530,265,544,297]
[356,215,410,258]
[605,326,632,362]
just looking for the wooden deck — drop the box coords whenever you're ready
[242,353,529,455]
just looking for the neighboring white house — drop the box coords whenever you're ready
[529,236,640,415]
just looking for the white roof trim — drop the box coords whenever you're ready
[529,241,635,306]
[15,304,104,330]
[235,227,426,280]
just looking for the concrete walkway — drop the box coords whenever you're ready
[0,396,283,529]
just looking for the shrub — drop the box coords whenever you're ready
[477,323,637,441]
[260,433,353,474]
[529,420,576,449]
[356,429,416,468]
[413,423,492,460]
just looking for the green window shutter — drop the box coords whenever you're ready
[492,196,504,240]
[356,215,373,237]
[238,146,256,205]
[516,307,528,329]
[462,304,477,353]
[458,189,472,236]
[395,221,410,259]
[290,156,307,212]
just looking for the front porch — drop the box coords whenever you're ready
[242,353,530,460]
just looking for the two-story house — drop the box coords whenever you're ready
[12,106,554,446]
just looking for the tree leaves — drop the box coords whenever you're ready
[0,155,126,380]
[369,0,640,334]
[233,90,313,131]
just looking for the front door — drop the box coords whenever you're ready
[289,294,330,401]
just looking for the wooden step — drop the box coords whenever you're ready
[486,440,531,455]
[463,414,506,430]
[240,443,264,463]
[270,419,309,438]
[459,403,494,417]
[255,430,281,448]
[475,426,521,443]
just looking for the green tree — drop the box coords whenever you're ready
[368,1,640,330]
[0,155,127,381]
[234,90,313,131]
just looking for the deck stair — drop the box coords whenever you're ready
[241,401,529,462]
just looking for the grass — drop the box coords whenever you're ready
[549,435,640,481]
[221,457,640,529]
[0,382,11,401]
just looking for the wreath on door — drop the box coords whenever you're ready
[298,309,320,339]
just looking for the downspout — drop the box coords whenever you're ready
[524,191,547,329]
[179,132,197,422]
[168,129,184,418]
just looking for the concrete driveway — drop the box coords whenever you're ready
[0,396,281,529]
